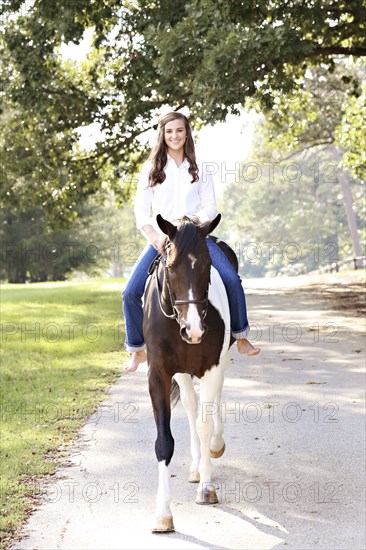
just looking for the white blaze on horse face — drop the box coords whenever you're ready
[188,253,197,270]
[186,287,204,342]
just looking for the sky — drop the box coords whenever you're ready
[195,114,255,193]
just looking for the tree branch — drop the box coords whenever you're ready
[73,96,191,167]
[308,45,366,58]
[74,126,148,163]
[280,140,334,161]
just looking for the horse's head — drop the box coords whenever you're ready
[157,213,221,344]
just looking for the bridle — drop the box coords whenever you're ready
[152,246,209,324]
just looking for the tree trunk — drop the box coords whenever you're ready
[331,146,362,267]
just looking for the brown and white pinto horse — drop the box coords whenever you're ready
[143,214,235,532]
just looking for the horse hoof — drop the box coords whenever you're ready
[196,488,218,505]
[188,471,200,483]
[152,516,175,533]
[210,443,225,458]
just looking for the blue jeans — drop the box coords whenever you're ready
[122,239,250,352]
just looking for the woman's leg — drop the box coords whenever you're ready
[122,244,158,368]
[206,239,260,355]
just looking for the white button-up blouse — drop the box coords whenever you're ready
[134,156,218,234]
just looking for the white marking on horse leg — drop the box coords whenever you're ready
[196,366,224,500]
[174,373,200,479]
[209,356,231,455]
[196,403,213,493]
[155,461,172,519]
[210,384,225,454]
[186,287,204,342]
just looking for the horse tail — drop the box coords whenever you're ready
[170,378,181,408]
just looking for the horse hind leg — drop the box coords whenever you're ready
[174,373,200,483]
[148,368,175,532]
[196,366,225,505]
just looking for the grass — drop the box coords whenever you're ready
[0,279,128,546]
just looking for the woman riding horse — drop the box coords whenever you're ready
[122,111,260,372]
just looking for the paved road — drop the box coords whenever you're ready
[13,277,365,549]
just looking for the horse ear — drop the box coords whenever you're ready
[199,213,221,237]
[156,214,177,240]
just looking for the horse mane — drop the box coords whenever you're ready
[166,217,204,267]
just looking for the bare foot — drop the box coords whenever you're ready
[237,338,261,356]
[124,350,147,372]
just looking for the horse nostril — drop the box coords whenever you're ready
[181,323,206,344]
[180,326,191,342]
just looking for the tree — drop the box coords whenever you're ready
[1,0,365,223]
[250,60,365,162]
[218,146,359,277]
[335,83,366,183]
[248,60,365,264]
[0,199,145,282]
[0,208,87,282]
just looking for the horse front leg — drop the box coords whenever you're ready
[210,384,226,459]
[210,353,230,458]
[174,373,200,483]
[196,366,224,504]
[148,367,175,532]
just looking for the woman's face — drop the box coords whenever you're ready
[164,118,187,154]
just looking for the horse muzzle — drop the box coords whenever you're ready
[180,321,207,344]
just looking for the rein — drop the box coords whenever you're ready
[153,250,209,323]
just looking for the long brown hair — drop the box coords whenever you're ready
[148,112,199,187]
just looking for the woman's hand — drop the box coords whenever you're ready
[153,235,168,254]
[142,225,165,253]
[187,214,200,225]
[150,233,163,251]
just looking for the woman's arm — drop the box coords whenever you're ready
[134,162,154,231]
[134,163,165,252]
[141,224,163,250]
[196,162,218,223]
